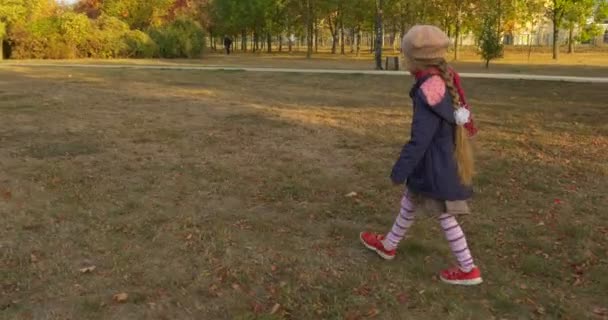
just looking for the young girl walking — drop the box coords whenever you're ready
[360,25,482,286]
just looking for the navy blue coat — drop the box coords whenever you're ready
[390,75,473,201]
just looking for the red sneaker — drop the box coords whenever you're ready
[440,266,483,286]
[359,232,396,260]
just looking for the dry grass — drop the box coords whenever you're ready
[1,66,607,320]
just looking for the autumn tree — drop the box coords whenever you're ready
[74,0,103,19]
[101,0,176,29]
[0,0,26,60]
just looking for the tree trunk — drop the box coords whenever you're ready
[528,33,533,61]
[306,0,313,59]
[340,17,345,55]
[350,28,355,53]
[454,8,462,61]
[370,32,375,53]
[314,17,319,53]
[256,32,261,52]
[568,25,574,54]
[209,30,215,50]
[391,24,397,53]
[288,33,293,52]
[241,30,247,52]
[553,20,559,60]
[552,1,559,60]
[375,0,384,70]
[356,28,361,57]
[328,15,338,54]
[266,32,271,53]
[0,39,4,61]
[279,34,283,52]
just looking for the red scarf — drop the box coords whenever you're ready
[414,68,478,137]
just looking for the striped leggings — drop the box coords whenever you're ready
[381,191,476,272]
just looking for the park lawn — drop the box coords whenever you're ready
[1,66,607,320]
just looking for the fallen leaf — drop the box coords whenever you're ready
[251,302,264,314]
[79,266,96,274]
[397,292,409,304]
[345,192,358,198]
[208,284,220,297]
[2,190,11,201]
[536,306,546,315]
[113,292,128,303]
[270,303,281,315]
[592,307,607,316]
[271,265,278,272]
[186,234,193,240]
[231,283,241,291]
[353,285,371,297]
[366,308,380,317]
[30,254,38,263]
[554,198,562,205]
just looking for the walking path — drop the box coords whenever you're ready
[4,62,608,83]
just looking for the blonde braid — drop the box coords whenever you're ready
[437,59,475,186]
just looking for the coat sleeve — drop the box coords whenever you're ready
[390,93,442,184]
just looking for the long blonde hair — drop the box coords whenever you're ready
[408,57,475,185]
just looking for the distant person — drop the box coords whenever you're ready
[359,25,481,286]
[224,36,233,55]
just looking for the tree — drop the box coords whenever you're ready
[563,0,596,53]
[75,0,103,19]
[598,0,608,21]
[24,0,58,20]
[101,0,176,29]
[548,0,572,60]
[0,0,26,60]
[510,0,546,59]
[478,10,503,68]
[374,0,383,70]
[305,0,313,58]
[341,0,372,56]
[0,21,5,59]
[547,0,606,59]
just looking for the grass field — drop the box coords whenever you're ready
[1,66,607,320]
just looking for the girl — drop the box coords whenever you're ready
[360,25,482,286]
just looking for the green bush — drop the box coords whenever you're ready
[87,15,129,58]
[10,18,64,59]
[122,30,157,58]
[149,17,205,58]
[59,12,92,57]
[7,13,203,59]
